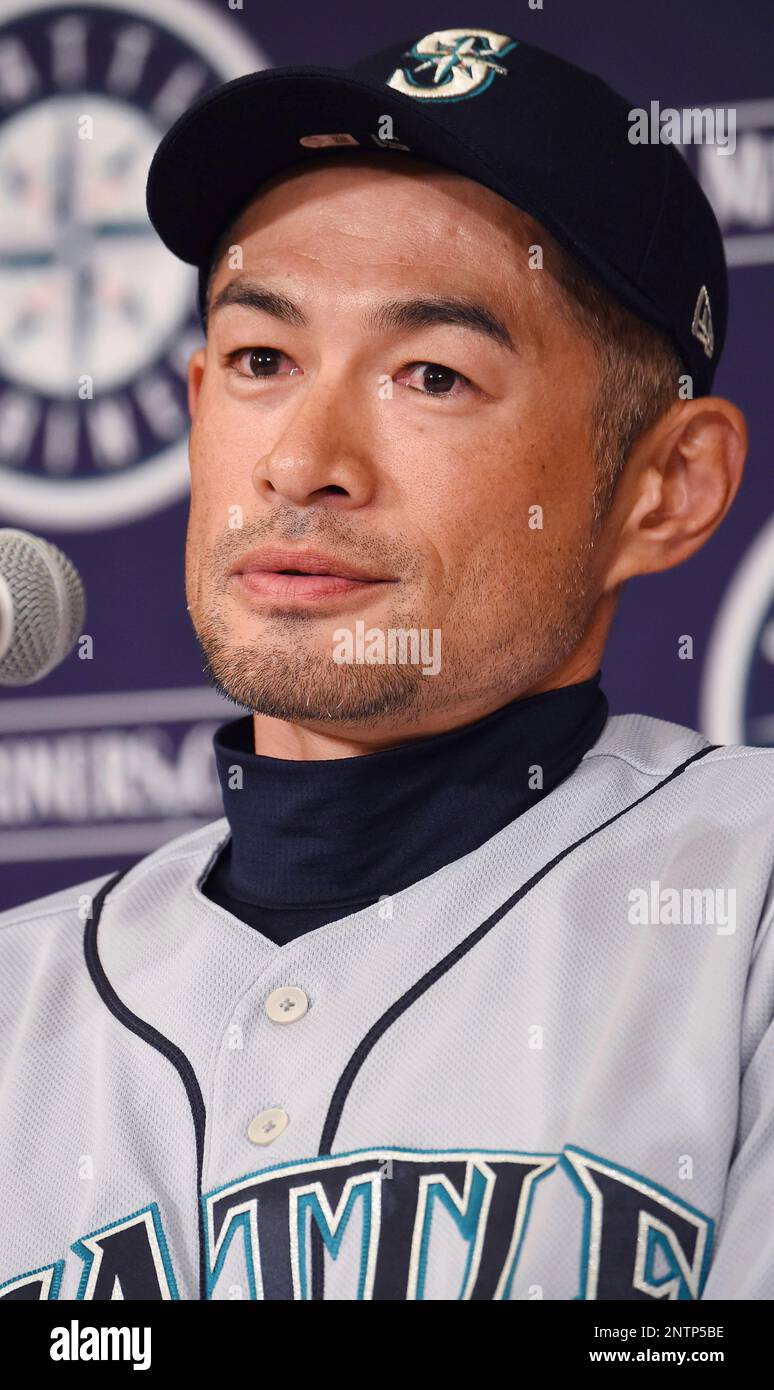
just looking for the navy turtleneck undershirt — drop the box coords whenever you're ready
[201,673,609,944]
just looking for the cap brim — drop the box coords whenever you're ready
[146,65,528,269]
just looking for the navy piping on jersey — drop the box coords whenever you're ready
[83,870,208,1303]
[310,740,720,1299]
[84,740,719,1301]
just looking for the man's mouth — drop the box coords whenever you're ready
[230,547,395,605]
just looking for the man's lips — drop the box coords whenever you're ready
[229,547,394,604]
[232,547,387,581]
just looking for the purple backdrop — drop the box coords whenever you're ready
[1,0,772,909]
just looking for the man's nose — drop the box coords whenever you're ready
[251,372,378,509]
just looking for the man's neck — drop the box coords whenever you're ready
[250,648,603,760]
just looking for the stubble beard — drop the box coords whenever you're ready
[191,534,599,728]
[193,597,428,724]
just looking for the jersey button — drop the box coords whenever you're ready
[265,985,309,1024]
[247,1108,289,1145]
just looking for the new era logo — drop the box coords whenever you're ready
[691,285,714,358]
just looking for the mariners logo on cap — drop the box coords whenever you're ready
[387,29,517,102]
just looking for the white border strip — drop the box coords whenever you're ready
[0,819,207,861]
[730,98,774,128]
[0,685,237,732]
[724,234,774,267]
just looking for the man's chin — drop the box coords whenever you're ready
[197,635,424,724]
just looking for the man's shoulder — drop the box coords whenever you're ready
[588,708,774,771]
[587,709,774,802]
[0,816,229,938]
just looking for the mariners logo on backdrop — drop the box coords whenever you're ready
[675,96,774,747]
[701,513,774,747]
[0,0,267,531]
[387,29,518,102]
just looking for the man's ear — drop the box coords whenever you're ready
[602,397,748,591]
[187,347,207,419]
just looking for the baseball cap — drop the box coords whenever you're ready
[145,26,727,394]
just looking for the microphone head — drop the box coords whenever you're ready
[0,529,86,686]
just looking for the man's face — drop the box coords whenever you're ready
[186,153,613,737]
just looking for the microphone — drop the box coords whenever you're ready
[0,529,86,686]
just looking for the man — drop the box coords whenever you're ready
[0,28,771,1302]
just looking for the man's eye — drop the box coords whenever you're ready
[226,348,301,379]
[395,362,472,397]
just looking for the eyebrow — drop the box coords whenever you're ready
[210,281,308,327]
[209,278,515,352]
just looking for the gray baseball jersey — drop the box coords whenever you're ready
[1,711,773,1300]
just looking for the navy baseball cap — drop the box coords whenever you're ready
[146,26,726,394]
